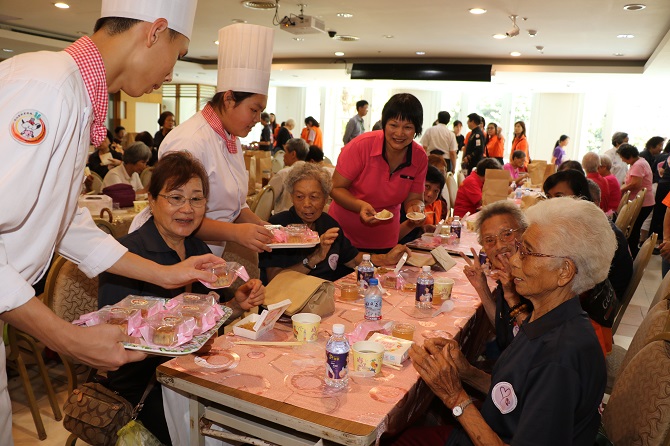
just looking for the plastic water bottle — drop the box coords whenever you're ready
[325,324,350,388]
[450,216,462,239]
[415,266,434,309]
[357,254,375,292]
[364,278,383,320]
[514,185,523,200]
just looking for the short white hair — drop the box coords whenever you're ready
[581,152,600,173]
[524,196,615,294]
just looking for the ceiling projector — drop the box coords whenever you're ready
[279,15,326,35]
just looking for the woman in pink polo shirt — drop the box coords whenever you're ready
[330,93,428,252]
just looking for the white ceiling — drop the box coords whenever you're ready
[1,0,670,90]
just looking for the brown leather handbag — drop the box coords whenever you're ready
[63,379,155,446]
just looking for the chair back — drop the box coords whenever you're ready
[614,202,633,234]
[651,270,670,309]
[251,185,274,221]
[626,188,647,238]
[43,256,99,323]
[603,332,670,446]
[93,218,117,238]
[441,186,451,216]
[89,172,103,194]
[140,167,153,189]
[456,170,465,187]
[223,241,260,281]
[446,173,458,212]
[613,233,658,333]
[617,189,630,214]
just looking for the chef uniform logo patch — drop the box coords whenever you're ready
[492,381,518,414]
[11,110,47,145]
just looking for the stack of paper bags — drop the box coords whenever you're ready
[527,161,547,187]
[482,169,512,206]
[246,156,256,195]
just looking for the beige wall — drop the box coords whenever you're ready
[111,89,163,133]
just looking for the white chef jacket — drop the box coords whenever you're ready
[603,147,628,185]
[159,111,249,256]
[102,164,143,191]
[0,50,127,444]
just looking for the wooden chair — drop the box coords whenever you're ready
[456,170,465,187]
[626,188,647,238]
[612,233,658,334]
[617,189,630,215]
[614,202,633,234]
[89,171,103,194]
[602,329,670,445]
[250,185,274,222]
[446,173,458,214]
[606,298,670,393]
[140,166,153,189]
[651,268,670,309]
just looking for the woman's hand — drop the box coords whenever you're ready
[314,227,339,261]
[359,201,379,225]
[159,254,223,288]
[461,248,488,292]
[410,340,468,409]
[491,253,521,307]
[233,223,273,253]
[383,244,411,265]
[233,279,265,311]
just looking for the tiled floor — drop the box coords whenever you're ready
[8,255,664,445]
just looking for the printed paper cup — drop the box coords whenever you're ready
[291,313,321,342]
[352,341,385,375]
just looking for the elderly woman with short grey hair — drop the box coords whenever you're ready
[259,162,409,283]
[405,197,612,446]
[101,141,152,192]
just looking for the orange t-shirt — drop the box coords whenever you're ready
[424,199,443,226]
[486,135,504,158]
[511,135,529,167]
[300,126,323,148]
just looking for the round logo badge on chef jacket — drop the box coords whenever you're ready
[10,110,47,145]
[491,381,517,414]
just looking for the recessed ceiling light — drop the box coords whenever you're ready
[510,51,521,57]
[623,4,646,11]
[335,51,345,56]
[469,8,487,14]
[242,1,277,10]
[293,37,304,41]
[416,51,426,55]
[333,35,359,41]
[54,2,70,8]
[336,13,353,18]
[3,48,14,52]
[214,40,219,45]
[613,52,625,56]
[617,34,635,39]
[492,34,507,40]
[231,19,248,24]
[383,35,394,39]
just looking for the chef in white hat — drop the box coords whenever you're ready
[155,23,276,256]
[0,1,221,442]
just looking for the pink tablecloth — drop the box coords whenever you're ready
[159,258,488,442]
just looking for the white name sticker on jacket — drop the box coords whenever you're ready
[11,110,47,145]
[328,253,339,270]
[492,381,517,414]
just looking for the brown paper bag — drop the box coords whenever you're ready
[258,157,273,184]
[247,157,256,195]
[482,169,512,206]
[544,163,556,182]
[264,270,335,317]
[527,161,547,187]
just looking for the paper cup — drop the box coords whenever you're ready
[433,278,455,305]
[292,313,321,342]
[352,341,385,375]
[133,200,149,213]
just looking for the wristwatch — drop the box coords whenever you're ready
[452,397,473,418]
[302,257,316,269]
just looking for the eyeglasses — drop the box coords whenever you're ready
[158,194,207,208]
[514,240,578,273]
[481,228,522,247]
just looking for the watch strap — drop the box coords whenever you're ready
[453,397,473,417]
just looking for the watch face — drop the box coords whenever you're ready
[452,406,463,417]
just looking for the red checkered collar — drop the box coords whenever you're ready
[202,103,238,154]
[64,37,108,147]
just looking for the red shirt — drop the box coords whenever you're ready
[453,172,484,217]
[586,172,610,213]
[603,174,622,212]
[329,131,428,249]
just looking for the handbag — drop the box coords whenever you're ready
[63,378,156,446]
[264,270,335,317]
[102,183,136,208]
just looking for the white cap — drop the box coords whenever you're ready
[217,23,274,95]
[422,266,431,272]
[332,324,345,335]
[100,0,198,40]
[362,254,371,260]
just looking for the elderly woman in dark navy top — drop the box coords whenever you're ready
[401,197,612,446]
[99,152,264,444]
[259,163,409,283]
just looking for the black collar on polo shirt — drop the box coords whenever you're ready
[136,218,175,253]
[382,142,413,174]
[520,297,585,340]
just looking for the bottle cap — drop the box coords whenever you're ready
[333,323,345,334]
[422,266,431,272]
[362,254,371,261]
[369,278,379,286]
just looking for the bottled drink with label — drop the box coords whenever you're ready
[415,266,434,309]
[357,253,375,293]
[325,324,350,388]
[450,216,462,239]
[364,278,383,321]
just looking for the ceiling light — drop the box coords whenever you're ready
[613,52,625,56]
[242,1,277,10]
[492,34,507,40]
[333,35,359,41]
[623,4,646,11]
[510,51,521,57]
[617,34,635,39]
[231,19,248,23]
[469,8,487,14]
[416,51,426,55]
[383,35,394,39]
[336,13,353,18]
[335,51,345,56]
[293,37,304,41]
[54,2,70,8]
[3,48,14,52]
[214,40,219,45]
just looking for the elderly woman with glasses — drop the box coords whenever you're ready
[260,162,409,283]
[98,152,264,444]
[402,197,612,446]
